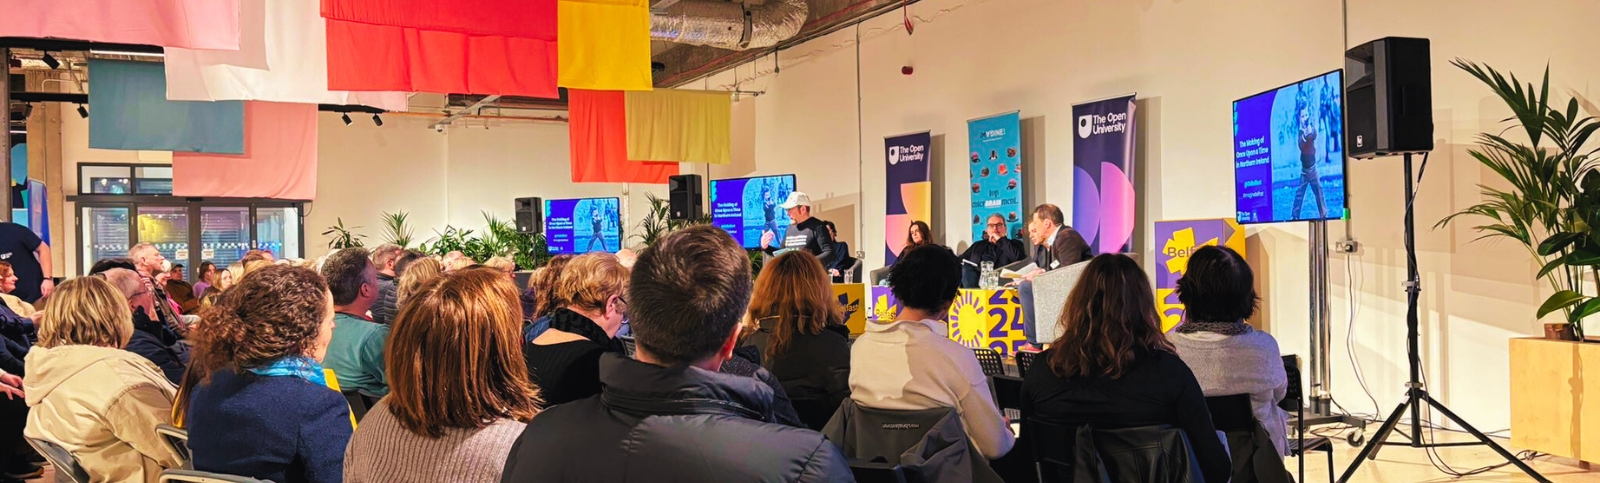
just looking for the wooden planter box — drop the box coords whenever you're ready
[1509,337,1600,463]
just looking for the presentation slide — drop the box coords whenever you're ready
[544,197,622,254]
[1234,70,1347,224]
[710,175,796,249]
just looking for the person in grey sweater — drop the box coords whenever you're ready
[1168,245,1290,457]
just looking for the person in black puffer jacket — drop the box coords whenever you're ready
[501,226,851,483]
[719,344,806,428]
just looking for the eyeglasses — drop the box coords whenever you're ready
[986,222,1006,228]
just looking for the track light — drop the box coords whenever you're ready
[21,104,32,119]
[42,53,59,70]
[77,104,88,119]
[341,113,352,125]
[372,113,383,127]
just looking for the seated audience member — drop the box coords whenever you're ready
[613,248,638,269]
[522,253,628,405]
[501,225,851,482]
[369,244,404,325]
[1170,246,1289,456]
[395,257,444,307]
[179,265,350,483]
[485,256,516,277]
[320,248,391,397]
[820,221,857,282]
[959,214,1028,287]
[718,333,805,428]
[192,261,217,298]
[392,249,428,277]
[1020,254,1230,483]
[242,249,275,263]
[103,269,190,385]
[165,263,200,314]
[1015,203,1092,348]
[345,269,541,483]
[743,252,851,430]
[850,245,1015,459]
[216,263,238,292]
[23,276,180,483]
[521,255,575,341]
[0,262,37,340]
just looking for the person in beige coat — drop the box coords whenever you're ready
[22,276,181,483]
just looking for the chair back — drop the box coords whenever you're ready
[159,469,271,483]
[789,396,838,431]
[620,336,637,358]
[823,400,1002,483]
[1024,418,1076,483]
[849,460,909,483]
[846,259,865,284]
[1279,355,1302,412]
[971,348,1005,377]
[1030,260,1093,343]
[1015,350,1038,377]
[26,437,90,483]
[154,424,192,469]
[1205,393,1257,433]
[342,390,371,422]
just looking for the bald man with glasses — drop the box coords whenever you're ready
[958,214,1028,288]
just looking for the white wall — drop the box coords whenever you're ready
[670,0,1600,432]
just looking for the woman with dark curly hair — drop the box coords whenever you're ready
[177,264,348,483]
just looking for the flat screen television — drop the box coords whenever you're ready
[1233,69,1348,224]
[709,174,797,249]
[543,197,622,254]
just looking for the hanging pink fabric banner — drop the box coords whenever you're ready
[0,0,241,50]
[165,0,409,111]
[173,102,319,200]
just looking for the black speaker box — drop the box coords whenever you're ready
[668,174,703,221]
[515,197,542,234]
[1345,37,1433,159]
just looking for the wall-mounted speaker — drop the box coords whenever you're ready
[668,174,703,221]
[1345,37,1433,159]
[515,197,542,234]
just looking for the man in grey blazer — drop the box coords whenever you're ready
[1015,204,1092,347]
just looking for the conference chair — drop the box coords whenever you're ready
[1015,350,1038,378]
[1206,394,1292,483]
[342,390,372,422]
[971,348,1006,377]
[1280,355,1334,483]
[1028,421,1205,483]
[155,423,192,469]
[1025,418,1075,483]
[824,400,1004,483]
[849,461,910,483]
[159,469,271,483]
[25,437,89,483]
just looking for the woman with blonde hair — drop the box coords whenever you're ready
[522,253,628,405]
[396,257,445,307]
[740,251,851,430]
[345,269,541,483]
[23,276,181,483]
[484,256,516,276]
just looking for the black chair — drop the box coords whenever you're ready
[972,348,1005,377]
[848,460,909,483]
[788,396,838,431]
[1207,394,1294,483]
[1281,355,1334,483]
[1024,418,1075,483]
[991,375,1025,423]
[27,437,89,483]
[342,390,372,422]
[155,424,192,469]
[1015,350,1038,377]
[620,336,637,358]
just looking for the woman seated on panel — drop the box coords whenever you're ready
[741,251,852,430]
[1169,245,1290,456]
[1019,254,1230,483]
[344,268,541,483]
[905,221,936,254]
[23,276,181,483]
[178,265,350,483]
[522,253,629,405]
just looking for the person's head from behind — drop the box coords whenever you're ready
[553,253,630,336]
[750,252,842,359]
[447,256,476,272]
[1176,246,1257,324]
[484,256,516,275]
[629,225,752,369]
[195,265,335,369]
[907,221,933,248]
[1028,204,1065,246]
[887,244,962,317]
[38,276,133,349]
[0,261,14,294]
[984,214,1008,242]
[128,243,163,275]
[243,249,275,264]
[393,249,428,277]
[89,258,138,276]
[322,247,377,312]
[396,257,444,307]
[821,221,839,241]
[371,244,404,276]
[1048,254,1169,379]
[387,269,540,438]
[529,255,575,319]
[614,248,638,269]
[102,268,156,322]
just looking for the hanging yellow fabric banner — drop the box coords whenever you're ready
[557,0,653,91]
[625,89,732,165]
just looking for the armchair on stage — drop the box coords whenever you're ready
[1028,254,1137,343]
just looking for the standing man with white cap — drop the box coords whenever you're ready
[760,191,839,267]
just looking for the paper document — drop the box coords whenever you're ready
[1001,263,1039,279]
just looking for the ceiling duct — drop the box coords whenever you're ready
[651,0,807,50]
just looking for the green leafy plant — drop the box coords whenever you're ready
[417,212,549,270]
[633,192,713,247]
[1437,60,1600,340]
[380,211,416,248]
[322,218,367,250]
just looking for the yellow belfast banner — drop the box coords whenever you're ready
[1154,218,1246,331]
[557,0,652,91]
[832,283,867,336]
[625,89,731,164]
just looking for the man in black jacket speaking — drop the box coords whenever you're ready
[760,192,839,268]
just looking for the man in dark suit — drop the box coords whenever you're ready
[1015,204,1092,347]
[959,214,1028,288]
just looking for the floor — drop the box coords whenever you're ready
[1290,425,1599,482]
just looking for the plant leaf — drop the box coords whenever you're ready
[1538,231,1585,256]
[1539,290,1586,319]
[1569,298,1600,323]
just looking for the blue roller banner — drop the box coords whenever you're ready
[967,112,1024,242]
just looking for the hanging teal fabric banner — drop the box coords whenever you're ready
[88,59,245,154]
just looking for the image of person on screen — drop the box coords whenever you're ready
[760,181,782,241]
[1291,105,1328,220]
[760,192,837,268]
[585,204,608,252]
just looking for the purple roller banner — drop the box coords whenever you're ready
[1072,95,1138,254]
[884,132,932,265]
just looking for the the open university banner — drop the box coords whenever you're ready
[1072,95,1138,254]
[884,132,932,265]
[967,112,1024,242]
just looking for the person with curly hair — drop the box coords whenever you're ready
[177,265,348,483]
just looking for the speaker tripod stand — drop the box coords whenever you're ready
[1335,153,1549,483]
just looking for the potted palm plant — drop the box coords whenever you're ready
[1438,60,1599,341]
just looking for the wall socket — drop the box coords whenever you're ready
[1334,239,1361,254]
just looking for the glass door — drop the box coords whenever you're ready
[76,201,303,275]
[255,206,302,261]
[80,206,130,272]
[136,206,191,267]
[200,207,251,269]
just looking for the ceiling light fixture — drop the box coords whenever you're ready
[341,113,352,125]
[372,114,383,127]
[77,104,89,118]
[42,53,60,69]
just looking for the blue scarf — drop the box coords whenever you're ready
[248,356,328,387]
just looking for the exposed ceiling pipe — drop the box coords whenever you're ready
[652,0,808,50]
[432,94,500,130]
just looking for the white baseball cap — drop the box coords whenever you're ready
[778,192,812,209]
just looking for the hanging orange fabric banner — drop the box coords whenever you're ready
[569,90,678,184]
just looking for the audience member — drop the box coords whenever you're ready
[1020,254,1230,483]
[742,252,851,430]
[392,250,428,277]
[447,256,477,272]
[0,221,50,303]
[613,248,638,269]
[320,248,390,398]
[103,269,189,385]
[165,263,200,314]
[0,262,37,342]
[242,249,275,263]
[484,256,516,276]
[501,225,851,482]
[718,328,805,428]
[959,214,1028,287]
[345,269,541,483]
[23,276,180,483]
[192,261,217,298]
[1171,246,1290,456]
[850,244,1015,459]
[369,244,404,325]
[522,253,628,405]
[519,255,574,341]
[217,263,239,292]
[88,258,137,276]
[1016,204,1092,348]
[180,265,349,483]
[395,257,444,307]
[820,221,857,282]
